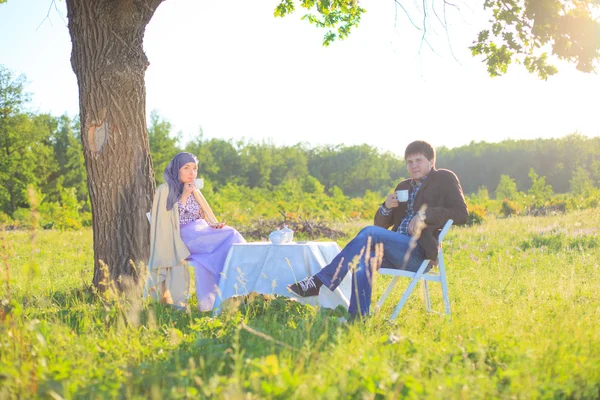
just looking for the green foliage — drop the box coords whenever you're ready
[570,166,595,196]
[274,0,366,46]
[5,72,600,230]
[39,187,91,230]
[205,177,381,227]
[500,198,520,217]
[11,207,35,229]
[2,211,600,397]
[466,203,487,225]
[302,175,325,194]
[148,111,181,184]
[464,168,595,219]
[274,0,599,76]
[521,228,599,252]
[307,144,405,197]
[0,211,12,226]
[527,168,554,208]
[475,185,489,201]
[565,187,600,211]
[0,66,53,216]
[495,174,519,200]
[0,67,89,223]
[437,135,600,196]
[8,91,600,224]
[470,0,600,78]
[180,132,404,197]
[48,115,87,203]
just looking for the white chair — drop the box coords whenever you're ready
[374,219,453,321]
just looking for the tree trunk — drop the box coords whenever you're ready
[66,0,162,289]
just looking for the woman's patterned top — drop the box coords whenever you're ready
[178,194,205,225]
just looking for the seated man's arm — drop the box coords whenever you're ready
[374,186,401,229]
[423,171,468,226]
[374,203,394,228]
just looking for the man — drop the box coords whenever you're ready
[287,140,468,317]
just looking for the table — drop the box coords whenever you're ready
[213,241,352,313]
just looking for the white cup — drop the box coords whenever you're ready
[194,178,204,189]
[396,189,409,202]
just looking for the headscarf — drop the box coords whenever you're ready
[164,152,198,211]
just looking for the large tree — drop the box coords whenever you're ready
[65,0,162,289]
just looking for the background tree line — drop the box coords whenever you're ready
[148,112,600,201]
[2,65,600,228]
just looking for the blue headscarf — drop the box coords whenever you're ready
[164,152,199,211]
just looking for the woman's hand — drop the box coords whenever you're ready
[182,183,195,196]
[209,221,226,229]
[179,183,195,204]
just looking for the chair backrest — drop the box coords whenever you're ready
[438,219,454,242]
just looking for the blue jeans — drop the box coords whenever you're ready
[315,226,425,316]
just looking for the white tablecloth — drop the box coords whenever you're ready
[213,241,351,313]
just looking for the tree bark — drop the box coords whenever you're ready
[66,0,163,289]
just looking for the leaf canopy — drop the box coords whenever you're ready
[275,0,600,78]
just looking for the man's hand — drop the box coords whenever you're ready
[408,214,426,236]
[384,193,399,209]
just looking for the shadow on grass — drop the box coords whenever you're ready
[21,289,352,398]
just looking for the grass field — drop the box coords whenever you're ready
[1,211,599,399]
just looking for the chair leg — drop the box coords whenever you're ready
[439,255,451,316]
[441,279,451,315]
[374,276,401,313]
[389,276,421,320]
[389,261,429,320]
[423,281,431,312]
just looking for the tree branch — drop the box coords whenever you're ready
[394,0,422,30]
[36,0,67,31]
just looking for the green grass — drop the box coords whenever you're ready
[1,211,600,399]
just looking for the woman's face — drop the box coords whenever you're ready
[179,162,198,184]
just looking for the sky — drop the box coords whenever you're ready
[1,0,599,156]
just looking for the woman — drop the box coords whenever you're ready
[144,152,245,311]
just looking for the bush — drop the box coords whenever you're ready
[565,189,600,211]
[12,208,37,229]
[466,204,486,225]
[208,179,383,227]
[0,211,14,228]
[500,199,520,217]
[81,212,92,227]
[38,187,85,230]
[521,232,565,252]
[526,201,566,217]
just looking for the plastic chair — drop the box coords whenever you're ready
[374,219,453,321]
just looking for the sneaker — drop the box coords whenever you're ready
[287,276,321,297]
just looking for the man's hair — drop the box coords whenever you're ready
[404,140,435,162]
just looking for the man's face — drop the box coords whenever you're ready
[406,153,433,181]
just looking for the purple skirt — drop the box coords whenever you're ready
[180,219,246,310]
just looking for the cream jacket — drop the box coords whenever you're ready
[147,183,219,270]
[147,183,190,270]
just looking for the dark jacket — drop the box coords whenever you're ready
[373,168,468,260]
